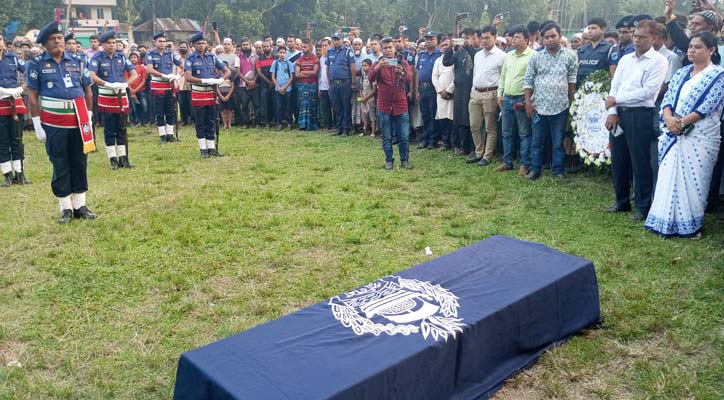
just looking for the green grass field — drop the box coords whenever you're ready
[1,126,722,399]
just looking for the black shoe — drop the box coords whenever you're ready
[277,125,283,131]
[160,135,168,144]
[526,170,542,181]
[73,206,97,220]
[118,156,134,168]
[200,149,210,159]
[59,209,73,224]
[565,164,584,174]
[342,130,350,136]
[605,204,631,213]
[477,158,490,166]
[2,172,12,187]
[335,130,343,136]
[167,134,178,142]
[208,149,224,157]
[466,156,482,164]
[401,161,411,169]
[631,211,646,221]
[109,157,119,170]
[385,161,394,170]
[553,173,566,181]
[14,171,31,184]
[425,144,436,150]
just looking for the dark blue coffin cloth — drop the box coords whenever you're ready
[173,235,600,400]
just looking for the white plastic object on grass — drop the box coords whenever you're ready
[424,246,433,256]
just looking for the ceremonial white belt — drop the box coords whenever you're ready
[191,84,213,92]
[41,97,75,109]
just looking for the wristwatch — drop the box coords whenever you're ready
[678,119,686,129]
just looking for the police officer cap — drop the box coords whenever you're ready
[190,31,205,43]
[98,31,115,43]
[423,30,437,37]
[628,14,653,29]
[36,21,63,44]
[615,15,634,29]
[153,32,165,41]
[332,32,343,39]
[64,33,75,42]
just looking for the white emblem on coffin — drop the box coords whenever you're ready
[329,276,465,341]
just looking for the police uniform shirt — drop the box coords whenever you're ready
[417,48,442,83]
[0,50,25,88]
[184,52,226,80]
[146,48,182,75]
[26,51,91,99]
[401,49,416,66]
[89,50,134,84]
[576,41,612,83]
[325,45,355,80]
[609,42,634,66]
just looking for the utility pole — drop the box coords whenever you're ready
[151,0,156,38]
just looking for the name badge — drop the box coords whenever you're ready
[64,74,73,88]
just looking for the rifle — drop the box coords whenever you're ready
[173,79,180,142]
[117,89,130,165]
[214,84,220,152]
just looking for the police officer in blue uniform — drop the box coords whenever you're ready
[27,21,96,224]
[416,30,442,149]
[89,31,138,169]
[146,32,183,144]
[609,15,635,75]
[576,17,612,86]
[183,32,230,158]
[325,32,356,136]
[0,33,30,187]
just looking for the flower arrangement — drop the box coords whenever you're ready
[570,70,613,167]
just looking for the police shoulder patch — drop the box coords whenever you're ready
[610,50,619,61]
[30,70,38,80]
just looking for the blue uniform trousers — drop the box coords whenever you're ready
[193,105,216,140]
[329,79,352,132]
[44,125,88,197]
[153,91,176,126]
[101,113,126,146]
[419,86,438,146]
[0,115,24,163]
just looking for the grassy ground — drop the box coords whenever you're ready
[0,125,722,399]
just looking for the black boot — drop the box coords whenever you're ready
[1,172,12,187]
[73,206,97,220]
[59,209,73,224]
[109,157,119,170]
[119,156,134,168]
[14,171,31,184]
[160,135,168,144]
[208,148,224,157]
[200,149,210,159]
[167,134,178,142]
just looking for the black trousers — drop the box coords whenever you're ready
[153,91,176,126]
[611,108,656,213]
[258,85,274,125]
[44,125,88,197]
[454,125,474,153]
[101,113,125,146]
[193,105,216,140]
[0,115,24,163]
[319,90,333,128]
[707,124,724,207]
[239,87,260,126]
[178,91,192,124]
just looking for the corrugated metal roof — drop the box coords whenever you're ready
[135,18,201,33]
[63,0,117,6]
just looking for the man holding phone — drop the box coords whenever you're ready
[416,30,442,149]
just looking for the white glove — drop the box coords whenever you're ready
[162,74,180,81]
[32,116,46,141]
[0,88,10,98]
[10,87,24,97]
[201,78,224,85]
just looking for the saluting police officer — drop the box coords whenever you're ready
[146,32,182,144]
[27,21,96,224]
[326,32,356,136]
[183,32,230,159]
[0,33,30,187]
[89,31,138,170]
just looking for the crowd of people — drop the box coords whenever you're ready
[0,0,723,238]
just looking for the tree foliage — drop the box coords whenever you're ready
[1,0,691,42]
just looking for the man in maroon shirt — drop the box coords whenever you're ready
[368,37,413,170]
[295,39,320,130]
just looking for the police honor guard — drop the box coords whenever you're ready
[183,31,230,158]
[0,34,30,186]
[146,32,183,144]
[89,31,138,169]
[27,21,96,223]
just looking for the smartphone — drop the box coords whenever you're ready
[385,57,398,66]
[452,38,464,46]
[455,12,469,20]
[307,21,317,29]
[212,21,218,31]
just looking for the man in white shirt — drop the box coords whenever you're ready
[318,38,333,130]
[467,25,505,166]
[605,20,668,220]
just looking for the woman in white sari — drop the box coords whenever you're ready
[647,32,724,238]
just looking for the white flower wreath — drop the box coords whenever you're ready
[570,71,612,167]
